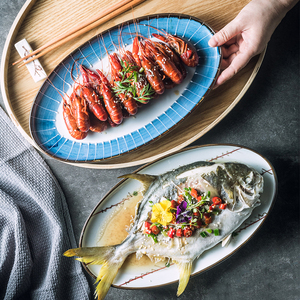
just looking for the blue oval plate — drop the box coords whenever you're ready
[29,14,221,163]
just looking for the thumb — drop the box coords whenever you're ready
[208,20,241,47]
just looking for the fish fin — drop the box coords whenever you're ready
[222,234,232,247]
[174,260,192,297]
[119,173,156,191]
[64,246,114,265]
[64,246,125,300]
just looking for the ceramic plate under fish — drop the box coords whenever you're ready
[66,144,276,298]
[29,14,221,163]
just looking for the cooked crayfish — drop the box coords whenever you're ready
[108,53,138,115]
[57,26,200,140]
[152,33,199,67]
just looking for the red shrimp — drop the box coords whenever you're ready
[132,37,165,95]
[96,69,123,125]
[79,66,108,121]
[153,41,187,80]
[108,53,138,115]
[120,50,154,104]
[152,33,199,67]
[143,40,183,85]
[70,92,90,132]
[62,100,88,140]
[131,36,142,68]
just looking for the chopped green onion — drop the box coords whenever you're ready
[200,231,208,238]
[148,233,158,243]
[133,191,138,196]
[206,229,213,234]
[165,261,170,267]
[214,229,220,236]
[184,192,192,203]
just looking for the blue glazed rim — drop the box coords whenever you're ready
[29,13,222,163]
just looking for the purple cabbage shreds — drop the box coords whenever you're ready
[176,201,192,223]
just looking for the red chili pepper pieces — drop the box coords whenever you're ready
[176,228,183,237]
[190,188,198,198]
[167,228,176,238]
[144,221,151,229]
[177,195,184,203]
[144,228,151,234]
[212,197,222,205]
[219,203,227,210]
[183,227,193,237]
[151,225,160,235]
[170,200,178,208]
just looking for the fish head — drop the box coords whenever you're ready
[177,162,264,212]
[213,163,264,212]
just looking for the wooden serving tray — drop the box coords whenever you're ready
[1,0,264,169]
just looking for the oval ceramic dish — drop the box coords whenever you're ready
[29,14,221,163]
[80,144,277,290]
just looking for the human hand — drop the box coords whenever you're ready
[208,0,298,88]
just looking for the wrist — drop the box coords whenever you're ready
[258,0,298,19]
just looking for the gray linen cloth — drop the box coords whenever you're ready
[0,106,91,299]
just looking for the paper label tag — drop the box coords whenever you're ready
[14,39,47,83]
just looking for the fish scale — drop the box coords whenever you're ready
[64,161,263,300]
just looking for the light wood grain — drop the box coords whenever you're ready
[14,0,146,66]
[1,0,263,169]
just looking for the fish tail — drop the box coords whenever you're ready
[94,261,124,300]
[64,246,126,299]
[174,260,192,297]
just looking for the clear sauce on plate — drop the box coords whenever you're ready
[96,191,167,272]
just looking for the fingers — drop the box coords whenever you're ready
[221,43,239,59]
[215,51,251,87]
[208,20,241,47]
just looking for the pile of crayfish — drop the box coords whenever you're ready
[62,32,199,140]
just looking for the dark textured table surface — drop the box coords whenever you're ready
[0,1,299,300]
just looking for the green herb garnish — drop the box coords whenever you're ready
[112,59,154,103]
[148,233,158,243]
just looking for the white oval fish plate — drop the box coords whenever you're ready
[80,144,277,289]
[29,14,221,163]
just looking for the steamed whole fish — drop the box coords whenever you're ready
[64,161,263,299]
